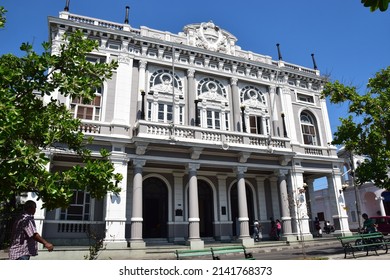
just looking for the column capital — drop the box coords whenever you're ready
[118,54,132,65]
[275,169,288,178]
[139,59,147,69]
[133,159,146,168]
[234,166,247,174]
[230,77,238,86]
[187,68,195,78]
[187,163,200,172]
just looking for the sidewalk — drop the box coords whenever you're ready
[1,237,389,260]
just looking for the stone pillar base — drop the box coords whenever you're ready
[128,240,146,249]
[103,240,128,249]
[186,239,204,250]
[238,237,254,247]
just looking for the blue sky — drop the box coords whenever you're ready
[1,1,389,189]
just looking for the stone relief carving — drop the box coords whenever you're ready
[184,21,237,54]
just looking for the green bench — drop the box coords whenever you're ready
[175,248,212,260]
[211,245,255,260]
[337,232,389,259]
[175,245,255,260]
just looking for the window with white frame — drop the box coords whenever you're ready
[70,85,102,121]
[240,85,269,135]
[300,111,319,145]
[60,190,91,221]
[147,69,184,124]
[197,78,230,130]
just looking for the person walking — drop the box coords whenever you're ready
[9,200,54,260]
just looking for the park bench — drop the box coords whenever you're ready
[175,245,255,260]
[337,232,389,259]
[175,248,212,260]
[211,245,255,260]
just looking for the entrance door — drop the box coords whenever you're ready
[143,177,168,238]
[198,180,214,237]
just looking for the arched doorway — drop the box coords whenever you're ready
[198,180,214,237]
[230,183,255,237]
[142,177,168,238]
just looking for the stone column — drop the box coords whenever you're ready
[217,175,230,241]
[129,159,146,248]
[290,169,312,240]
[269,85,278,137]
[186,163,204,249]
[277,169,294,241]
[187,69,196,126]
[326,172,350,236]
[230,77,241,132]
[137,60,147,120]
[172,172,185,243]
[256,177,267,222]
[235,166,254,246]
[104,148,129,248]
[138,60,147,94]
[112,54,133,127]
[269,176,281,219]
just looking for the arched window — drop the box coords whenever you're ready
[196,78,229,130]
[147,69,184,124]
[240,85,269,135]
[70,85,102,121]
[300,111,319,145]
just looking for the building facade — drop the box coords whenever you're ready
[31,6,351,249]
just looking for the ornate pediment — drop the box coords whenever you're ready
[183,21,237,54]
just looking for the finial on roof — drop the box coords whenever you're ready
[124,6,130,24]
[64,0,70,12]
[276,43,283,60]
[311,53,318,70]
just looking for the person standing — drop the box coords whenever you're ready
[275,219,282,240]
[9,200,54,260]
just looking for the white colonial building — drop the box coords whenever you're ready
[30,5,352,250]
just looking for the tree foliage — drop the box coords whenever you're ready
[0,9,122,210]
[322,66,390,190]
[0,7,5,28]
[361,0,390,11]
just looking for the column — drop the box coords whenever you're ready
[137,60,147,120]
[138,60,147,99]
[326,171,350,236]
[186,163,204,249]
[104,148,129,248]
[187,69,196,126]
[290,169,312,240]
[256,177,267,222]
[235,166,254,247]
[269,85,278,137]
[129,159,146,248]
[172,172,185,243]
[217,175,230,241]
[230,78,241,132]
[281,86,298,143]
[269,176,281,220]
[277,169,294,241]
[112,54,133,127]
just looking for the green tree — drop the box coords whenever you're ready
[322,66,390,190]
[0,8,122,211]
[0,6,6,28]
[361,0,390,11]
